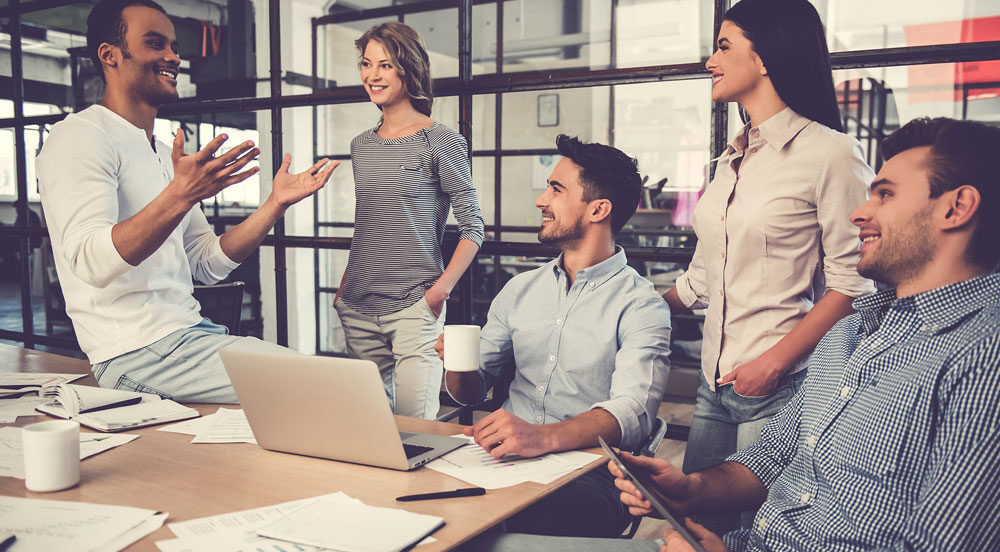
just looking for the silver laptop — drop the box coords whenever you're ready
[219,348,467,471]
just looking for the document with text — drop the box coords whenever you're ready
[0,426,137,479]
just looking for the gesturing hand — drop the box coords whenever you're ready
[464,408,553,459]
[170,131,259,206]
[609,452,693,518]
[270,154,339,208]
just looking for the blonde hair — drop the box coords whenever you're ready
[355,22,434,116]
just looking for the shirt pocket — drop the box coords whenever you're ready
[394,153,436,198]
[834,379,922,477]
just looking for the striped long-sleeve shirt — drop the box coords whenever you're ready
[341,122,484,316]
[724,272,1000,551]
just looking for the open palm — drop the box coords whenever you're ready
[271,153,340,207]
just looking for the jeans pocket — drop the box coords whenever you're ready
[114,374,173,400]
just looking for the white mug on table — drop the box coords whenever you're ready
[444,325,480,373]
[22,420,80,492]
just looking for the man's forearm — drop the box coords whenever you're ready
[111,187,194,266]
[446,370,483,405]
[545,408,622,452]
[219,198,286,263]
[686,462,768,515]
[663,286,692,316]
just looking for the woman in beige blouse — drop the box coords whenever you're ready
[661,0,876,532]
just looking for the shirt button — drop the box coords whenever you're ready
[720,252,725,259]
[548,355,555,362]
[589,283,595,288]
[840,386,852,399]
[556,319,563,325]
[720,215,725,221]
[718,290,724,297]
[799,492,811,504]
[537,386,544,392]
[756,517,768,530]
[535,416,543,422]
[805,435,818,449]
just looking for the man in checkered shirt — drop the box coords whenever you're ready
[475,118,1000,552]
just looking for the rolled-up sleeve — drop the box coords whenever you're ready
[674,242,710,310]
[591,295,672,449]
[436,132,484,246]
[182,207,239,284]
[37,120,133,289]
[727,382,804,486]
[816,137,876,298]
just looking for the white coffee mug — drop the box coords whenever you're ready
[22,420,80,492]
[444,325,480,372]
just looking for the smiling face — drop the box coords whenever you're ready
[360,40,409,109]
[705,20,767,103]
[851,146,941,287]
[108,5,180,106]
[534,158,592,246]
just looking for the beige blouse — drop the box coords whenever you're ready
[675,108,876,390]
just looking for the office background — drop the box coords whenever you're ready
[2,0,998,400]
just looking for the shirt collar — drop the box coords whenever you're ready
[723,107,812,156]
[550,246,628,289]
[853,273,1000,333]
[90,104,158,147]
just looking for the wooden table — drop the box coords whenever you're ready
[0,344,604,551]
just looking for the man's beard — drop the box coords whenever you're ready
[538,217,585,245]
[857,205,938,287]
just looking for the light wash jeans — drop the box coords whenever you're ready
[681,369,807,533]
[92,318,293,404]
[335,296,445,419]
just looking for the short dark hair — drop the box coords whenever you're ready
[555,134,641,235]
[724,0,843,132]
[87,0,167,81]
[882,117,1000,271]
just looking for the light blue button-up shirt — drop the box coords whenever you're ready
[459,247,671,449]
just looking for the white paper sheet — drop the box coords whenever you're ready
[424,435,599,490]
[0,396,42,423]
[157,410,219,436]
[0,427,138,479]
[162,494,330,552]
[0,373,86,388]
[257,492,444,552]
[191,408,256,444]
[0,496,161,552]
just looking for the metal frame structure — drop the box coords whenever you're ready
[2,0,999,354]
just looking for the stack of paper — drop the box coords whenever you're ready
[157,492,440,552]
[0,496,166,551]
[257,493,443,552]
[0,396,44,424]
[425,436,599,489]
[0,426,138,480]
[0,373,86,398]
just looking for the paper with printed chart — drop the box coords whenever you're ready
[424,435,599,489]
[190,408,256,444]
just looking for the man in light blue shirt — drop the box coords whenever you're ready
[441,135,672,538]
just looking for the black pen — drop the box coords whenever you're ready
[396,487,486,502]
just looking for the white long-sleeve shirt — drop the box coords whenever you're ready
[675,108,876,390]
[37,105,238,364]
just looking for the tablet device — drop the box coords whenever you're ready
[599,436,706,552]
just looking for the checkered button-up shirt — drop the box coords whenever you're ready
[725,273,1000,551]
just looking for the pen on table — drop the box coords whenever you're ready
[396,487,486,502]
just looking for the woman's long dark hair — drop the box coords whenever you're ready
[725,0,843,132]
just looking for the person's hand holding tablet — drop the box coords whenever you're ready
[600,438,728,552]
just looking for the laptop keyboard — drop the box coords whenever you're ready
[403,443,434,459]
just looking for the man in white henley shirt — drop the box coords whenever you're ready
[35,0,337,402]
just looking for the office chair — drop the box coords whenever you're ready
[192,281,245,335]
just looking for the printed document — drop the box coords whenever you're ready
[191,408,256,444]
[0,396,43,423]
[0,496,164,552]
[157,410,220,436]
[425,435,599,489]
[0,426,138,479]
[257,492,444,552]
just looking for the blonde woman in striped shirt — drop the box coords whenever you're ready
[334,22,484,420]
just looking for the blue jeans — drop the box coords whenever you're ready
[92,319,294,404]
[681,369,807,533]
